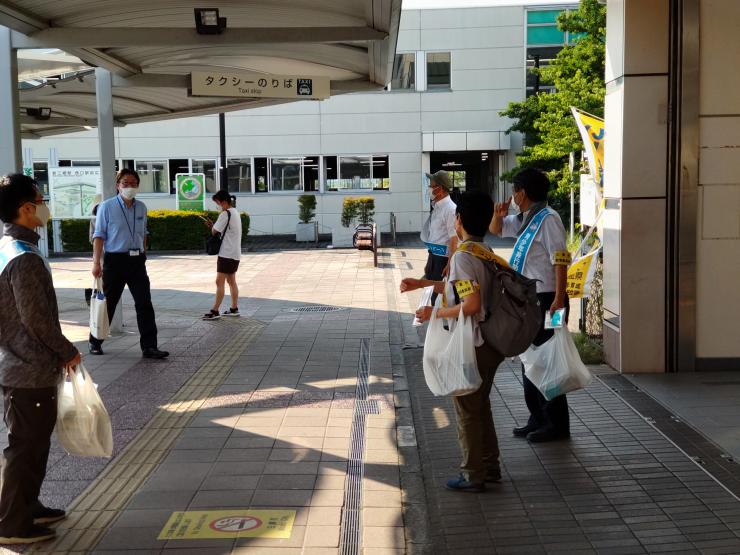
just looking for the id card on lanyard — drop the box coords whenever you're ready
[117,197,141,256]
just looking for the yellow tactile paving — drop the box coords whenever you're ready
[29,317,264,554]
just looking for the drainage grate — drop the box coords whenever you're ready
[339,338,374,555]
[290,305,345,313]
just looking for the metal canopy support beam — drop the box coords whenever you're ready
[11,26,389,49]
[18,115,125,127]
[95,68,116,199]
[95,67,124,333]
[0,26,21,174]
[69,47,139,77]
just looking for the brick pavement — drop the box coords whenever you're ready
[396,245,740,555]
[0,239,737,554]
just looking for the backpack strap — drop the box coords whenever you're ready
[456,241,511,269]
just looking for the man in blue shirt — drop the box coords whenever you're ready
[89,169,168,359]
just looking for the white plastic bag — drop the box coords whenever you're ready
[422,304,481,396]
[56,364,113,457]
[520,327,592,400]
[89,278,109,340]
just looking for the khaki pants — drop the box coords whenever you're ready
[452,343,504,483]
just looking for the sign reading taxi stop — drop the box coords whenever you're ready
[191,71,330,100]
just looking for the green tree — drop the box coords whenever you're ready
[501,0,606,220]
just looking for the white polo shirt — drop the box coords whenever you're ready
[502,209,567,293]
[420,195,457,255]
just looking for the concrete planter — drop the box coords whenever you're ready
[296,222,318,242]
[331,225,355,248]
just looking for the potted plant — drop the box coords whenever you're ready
[333,197,376,248]
[296,194,318,242]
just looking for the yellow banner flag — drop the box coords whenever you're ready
[566,246,600,299]
[571,107,604,188]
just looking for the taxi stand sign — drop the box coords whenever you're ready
[191,71,330,100]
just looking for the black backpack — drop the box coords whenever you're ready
[456,243,541,357]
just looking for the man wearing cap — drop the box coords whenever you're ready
[420,170,458,287]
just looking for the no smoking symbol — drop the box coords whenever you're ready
[209,516,262,533]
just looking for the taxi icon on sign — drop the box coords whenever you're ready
[297,79,312,96]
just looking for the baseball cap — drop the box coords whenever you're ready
[426,170,452,191]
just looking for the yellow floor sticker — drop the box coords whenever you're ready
[158,509,296,540]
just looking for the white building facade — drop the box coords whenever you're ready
[22,1,576,236]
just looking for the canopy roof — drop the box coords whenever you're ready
[2,0,401,137]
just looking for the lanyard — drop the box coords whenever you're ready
[117,196,137,243]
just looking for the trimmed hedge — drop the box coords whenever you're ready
[56,209,249,253]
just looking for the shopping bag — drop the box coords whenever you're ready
[89,278,109,340]
[520,327,592,400]
[56,364,113,457]
[422,303,481,396]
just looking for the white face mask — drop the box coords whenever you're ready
[120,187,138,200]
[34,203,51,227]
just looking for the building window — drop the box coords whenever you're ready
[254,157,268,193]
[526,7,579,97]
[302,156,320,192]
[169,159,189,194]
[135,160,168,194]
[391,53,415,91]
[33,161,49,197]
[326,155,390,191]
[426,52,451,90]
[270,158,302,191]
[227,158,252,193]
[192,159,218,193]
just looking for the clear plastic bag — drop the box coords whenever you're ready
[520,327,592,400]
[56,364,113,457]
[422,303,481,397]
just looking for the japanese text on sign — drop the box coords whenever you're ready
[191,71,330,100]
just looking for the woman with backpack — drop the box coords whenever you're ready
[202,190,242,320]
[490,168,571,443]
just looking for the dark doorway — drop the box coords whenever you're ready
[430,150,498,204]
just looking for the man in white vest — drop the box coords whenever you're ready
[490,168,571,443]
[420,171,458,292]
[0,174,80,544]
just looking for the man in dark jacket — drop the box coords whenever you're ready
[0,174,80,545]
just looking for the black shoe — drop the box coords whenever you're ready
[142,348,169,359]
[0,524,56,544]
[513,423,538,438]
[485,468,502,483]
[89,343,104,355]
[33,506,66,525]
[526,427,570,443]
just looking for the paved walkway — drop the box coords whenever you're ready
[0,239,737,554]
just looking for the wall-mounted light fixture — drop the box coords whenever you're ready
[194,8,227,34]
[26,107,52,120]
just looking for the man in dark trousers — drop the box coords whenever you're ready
[490,168,571,442]
[420,170,458,288]
[0,174,80,544]
[89,168,168,359]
